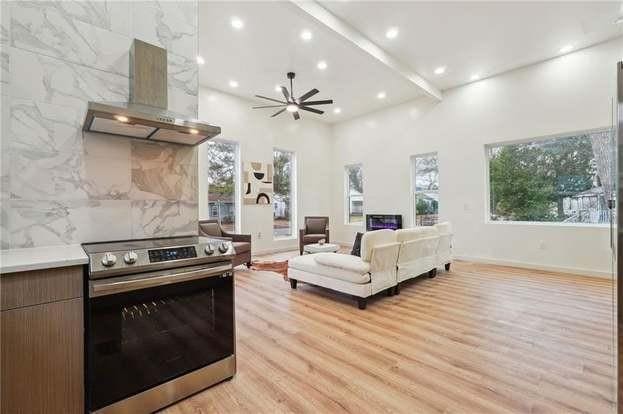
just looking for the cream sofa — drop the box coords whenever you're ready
[435,222,453,271]
[288,229,401,309]
[394,227,440,293]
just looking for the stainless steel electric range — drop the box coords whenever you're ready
[82,236,236,414]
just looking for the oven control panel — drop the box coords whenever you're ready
[148,246,197,263]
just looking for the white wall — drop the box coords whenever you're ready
[198,88,333,254]
[329,37,623,277]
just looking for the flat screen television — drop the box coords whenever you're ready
[366,214,403,231]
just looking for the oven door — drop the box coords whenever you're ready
[86,262,235,412]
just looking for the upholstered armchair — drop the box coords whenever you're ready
[299,216,330,255]
[198,219,252,268]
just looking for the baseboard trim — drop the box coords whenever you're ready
[454,255,611,279]
[252,245,299,257]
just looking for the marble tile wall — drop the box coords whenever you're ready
[0,1,199,248]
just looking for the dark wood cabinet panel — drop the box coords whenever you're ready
[0,266,83,310]
[1,298,84,414]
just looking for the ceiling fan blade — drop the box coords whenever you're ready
[293,111,300,120]
[255,95,286,104]
[280,86,290,101]
[299,88,319,102]
[271,108,286,117]
[299,106,324,114]
[252,104,286,109]
[301,99,333,106]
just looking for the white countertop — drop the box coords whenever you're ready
[0,244,88,274]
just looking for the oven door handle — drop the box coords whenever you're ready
[89,264,233,297]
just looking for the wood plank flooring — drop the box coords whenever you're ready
[161,257,615,414]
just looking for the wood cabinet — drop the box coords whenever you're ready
[0,266,84,414]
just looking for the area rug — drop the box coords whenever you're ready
[250,260,289,280]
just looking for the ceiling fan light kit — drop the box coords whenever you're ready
[253,72,334,120]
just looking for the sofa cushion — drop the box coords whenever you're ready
[314,253,370,274]
[360,229,397,262]
[232,241,251,254]
[289,254,370,284]
[434,221,452,235]
[395,227,438,242]
[351,232,363,257]
[306,218,327,234]
[199,222,222,237]
[303,234,326,242]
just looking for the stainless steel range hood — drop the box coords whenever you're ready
[83,39,220,146]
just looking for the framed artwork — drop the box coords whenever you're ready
[243,161,273,205]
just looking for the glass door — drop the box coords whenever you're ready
[86,270,234,411]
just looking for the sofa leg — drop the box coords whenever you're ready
[357,297,367,310]
[290,279,298,289]
[395,283,401,295]
[445,263,451,271]
[428,268,437,278]
[386,287,394,297]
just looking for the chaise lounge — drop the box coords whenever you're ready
[288,229,400,309]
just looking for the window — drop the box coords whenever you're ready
[412,153,439,226]
[345,164,364,223]
[487,128,614,224]
[207,141,238,232]
[273,149,295,238]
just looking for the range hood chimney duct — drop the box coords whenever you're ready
[83,39,220,146]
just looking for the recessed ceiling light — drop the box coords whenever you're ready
[434,66,446,75]
[114,115,129,123]
[559,44,574,54]
[385,27,399,39]
[300,30,312,41]
[286,104,298,112]
[616,16,623,24]
[317,60,327,70]
[229,80,238,88]
[275,85,282,92]
[196,55,205,65]
[470,74,480,81]
[333,107,341,114]
[230,17,244,30]
[377,91,386,99]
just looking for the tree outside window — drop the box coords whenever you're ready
[488,129,614,224]
[273,149,295,237]
[346,164,363,223]
[207,141,238,232]
[413,153,439,226]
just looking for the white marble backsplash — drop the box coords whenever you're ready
[1,0,199,249]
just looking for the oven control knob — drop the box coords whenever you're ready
[123,251,138,264]
[101,252,117,267]
[204,244,214,255]
[218,242,229,254]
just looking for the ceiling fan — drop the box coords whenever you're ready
[253,72,333,120]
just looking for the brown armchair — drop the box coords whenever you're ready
[299,216,330,255]
[198,219,252,268]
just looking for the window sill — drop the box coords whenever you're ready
[485,220,609,229]
[344,222,364,227]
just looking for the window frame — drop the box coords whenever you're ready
[410,152,440,227]
[203,138,241,234]
[344,163,364,225]
[484,127,613,228]
[273,148,297,240]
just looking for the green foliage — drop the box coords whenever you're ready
[348,165,363,194]
[416,197,438,215]
[207,142,235,198]
[273,150,292,197]
[489,135,594,222]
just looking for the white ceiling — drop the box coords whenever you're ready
[198,1,623,123]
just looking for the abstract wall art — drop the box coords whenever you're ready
[243,162,273,205]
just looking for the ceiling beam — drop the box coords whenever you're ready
[289,0,443,101]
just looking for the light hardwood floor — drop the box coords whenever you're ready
[162,256,615,414]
